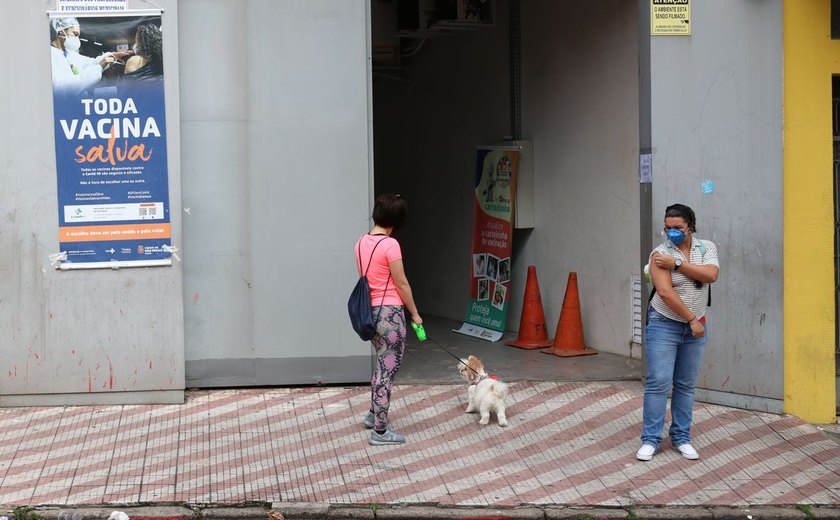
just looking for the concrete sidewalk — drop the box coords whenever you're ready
[1,381,839,519]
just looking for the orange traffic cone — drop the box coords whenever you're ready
[505,266,552,350]
[543,272,598,357]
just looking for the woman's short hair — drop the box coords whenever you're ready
[665,203,697,232]
[372,194,407,230]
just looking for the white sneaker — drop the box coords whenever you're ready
[636,443,656,461]
[675,443,699,460]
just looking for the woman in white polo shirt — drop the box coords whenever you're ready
[637,203,720,462]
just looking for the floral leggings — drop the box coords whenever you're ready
[369,305,407,431]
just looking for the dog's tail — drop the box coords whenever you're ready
[490,380,509,401]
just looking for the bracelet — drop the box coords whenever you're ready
[688,316,697,323]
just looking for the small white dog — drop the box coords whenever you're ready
[457,355,509,427]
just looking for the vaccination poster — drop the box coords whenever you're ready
[455,147,519,342]
[49,12,171,267]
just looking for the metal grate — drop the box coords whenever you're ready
[631,274,643,344]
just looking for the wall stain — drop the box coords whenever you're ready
[106,353,114,390]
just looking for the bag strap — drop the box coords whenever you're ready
[647,239,712,323]
[698,240,711,306]
[357,235,388,277]
[358,235,392,324]
[376,276,390,323]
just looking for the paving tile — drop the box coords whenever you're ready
[0,382,839,509]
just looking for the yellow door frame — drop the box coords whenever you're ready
[783,0,839,423]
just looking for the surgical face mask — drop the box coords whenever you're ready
[132,43,141,54]
[665,228,687,246]
[63,34,81,53]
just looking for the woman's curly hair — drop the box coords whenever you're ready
[135,24,163,66]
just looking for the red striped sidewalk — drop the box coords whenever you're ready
[0,382,838,508]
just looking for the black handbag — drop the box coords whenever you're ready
[348,236,390,341]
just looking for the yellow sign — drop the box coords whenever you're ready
[651,0,691,36]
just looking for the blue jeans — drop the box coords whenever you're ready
[641,307,707,447]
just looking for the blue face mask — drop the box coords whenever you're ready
[666,228,686,246]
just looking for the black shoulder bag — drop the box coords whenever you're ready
[348,236,391,341]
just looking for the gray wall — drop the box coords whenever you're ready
[374,0,642,357]
[649,0,784,410]
[180,0,374,386]
[0,0,184,405]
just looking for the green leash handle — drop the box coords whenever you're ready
[411,322,427,342]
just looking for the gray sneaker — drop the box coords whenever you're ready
[369,429,405,446]
[362,411,375,429]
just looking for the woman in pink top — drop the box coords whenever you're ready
[354,194,422,446]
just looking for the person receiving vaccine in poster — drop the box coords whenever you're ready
[123,24,164,81]
[50,17,121,96]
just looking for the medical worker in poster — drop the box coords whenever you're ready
[50,17,123,96]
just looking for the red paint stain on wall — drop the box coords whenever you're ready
[106,353,114,389]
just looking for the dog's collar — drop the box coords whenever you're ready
[469,374,497,386]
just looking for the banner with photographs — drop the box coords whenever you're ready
[49,11,171,268]
[454,147,519,342]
